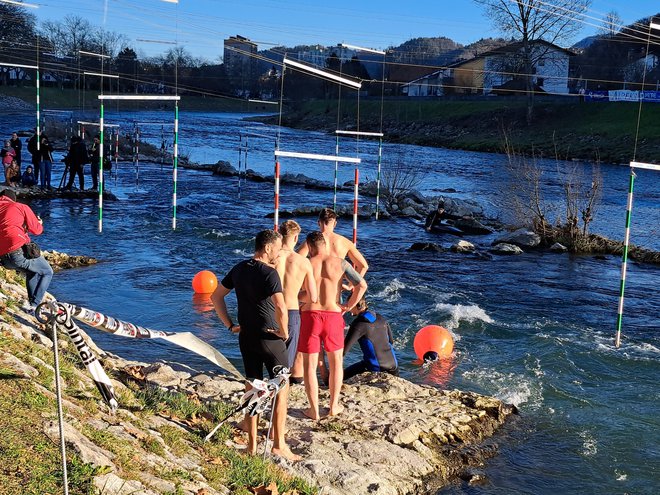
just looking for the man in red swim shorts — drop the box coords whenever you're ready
[299,231,367,419]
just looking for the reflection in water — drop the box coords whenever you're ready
[417,356,457,388]
[192,293,215,314]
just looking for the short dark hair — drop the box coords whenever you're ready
[318,208,338,225]
[0,189,17,201]
[254,229,282,252]
[306,231,325,248]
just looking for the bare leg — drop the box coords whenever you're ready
[246,412,258,455]
[270,383,301,461]
[318,348,330,386]
[302,352,320,420]
[327,349,344,416]
[291,352,304,380]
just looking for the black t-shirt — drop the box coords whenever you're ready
[221,258,282,338]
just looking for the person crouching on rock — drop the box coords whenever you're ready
[0,189,53,313]
[343,296,398,380]
[21,166,37,187]
[425,203,448,231]
[211,229,301,461]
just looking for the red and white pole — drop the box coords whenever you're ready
[353,166,359,244]
[274,160,280,231]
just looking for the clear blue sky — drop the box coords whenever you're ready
[30,0,660,62]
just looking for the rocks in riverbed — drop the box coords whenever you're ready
[493,229,541,249]
[452,240,476,253]
[490,243,524,255]
[453,217,494,235]
[550,242,568,253]
[43,250,97,271]
[409,242,444,252]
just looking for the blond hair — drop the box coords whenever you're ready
[279,220,301,239]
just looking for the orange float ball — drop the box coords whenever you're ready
[192,270,218,294]
[413,325,454,361]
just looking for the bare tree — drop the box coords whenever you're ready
[474,0,591,123]
[381,151,425,208]
[598,10,622,38]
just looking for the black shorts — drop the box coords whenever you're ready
[239,331,288,380]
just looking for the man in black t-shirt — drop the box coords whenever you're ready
[211,229,300,461]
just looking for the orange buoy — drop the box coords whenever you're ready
[192,270,218,294]
[413,325,454,361]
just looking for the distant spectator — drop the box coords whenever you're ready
[90,135,100,190]
[38,133,54,190]
[26,130,39,183]
[21,166,37,187]
[10,132,22,166]
[2,141,17,186]
[6,160,21,187]
[65,135,88,191]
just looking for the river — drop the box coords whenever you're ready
[2,109,658,494]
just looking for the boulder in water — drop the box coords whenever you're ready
[453,217,494,235]
[550,242,568,253]
[492,229,541,249]
[490,243,524,255]
[451,240,476,253]
[409,242,444,252]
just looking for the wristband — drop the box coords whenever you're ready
[227,323,234,331]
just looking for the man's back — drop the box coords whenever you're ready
[276,249,311,310]
[306,254,345,311]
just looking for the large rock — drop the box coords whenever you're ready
[550,242,568,253]
[434,197,484,218]
[283,373,516,495]
[408,242,443,252]
[453,218,494,235]
[490,243,524,255]
[43,250,97,271]
[211,161,237,176]
[492,229,541,249]
[451,240,476,253]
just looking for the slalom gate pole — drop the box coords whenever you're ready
[353,166,359,244]
[172,102,179,230]
[49,317,70,495]
[136,126,140,189]
[114,129,119,181]
[36,69,40,153]
[375,138,383,220]
[274,160,280,231]
[333,134,339,210]
[98,103,104,233]
[243,136,248,194]
[615,170,636,348]
[237,135,242,199]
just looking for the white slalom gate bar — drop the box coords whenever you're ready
[274,160,280,230]
[274,150,361,164]
[353,167,359,244]
[630,161,660,171]
[78,121,119,127]
[339,43,386,55]
[98,95,181,101]
[0,61,38,69]
[83,71,119,79]
[615,161,660,348]
[335,130,384,137]
[283,58,362,89]
[249,99,278,105]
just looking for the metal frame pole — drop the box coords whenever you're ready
[274,160,280,231]
[50,319,70,495]
[375,138,383,219]
[352,166,359,244]
[333,134,339,210]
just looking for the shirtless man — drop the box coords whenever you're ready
[299,231,367,419]
[276,220,318,383]
[298,208,369,276]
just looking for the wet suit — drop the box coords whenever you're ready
[344,310,398,380]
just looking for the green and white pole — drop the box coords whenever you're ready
[616,161,660,347]
[98,103,104,233]
[375,137,383,220]
[615,170,635,348]
[172,102,179,230]
[333,134,339,210]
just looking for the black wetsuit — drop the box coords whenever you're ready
[221,259,288,380]
[344,310,398,379]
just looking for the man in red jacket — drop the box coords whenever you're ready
[0,189,53,311]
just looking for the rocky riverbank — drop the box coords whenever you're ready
[0,261,516,495]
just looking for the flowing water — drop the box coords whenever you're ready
[1,110,658,494]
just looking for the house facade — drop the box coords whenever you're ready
[403,40,573,96]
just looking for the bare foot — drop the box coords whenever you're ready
[327,405,344,417]
[302,407,320,420]
[271,446,302,462]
